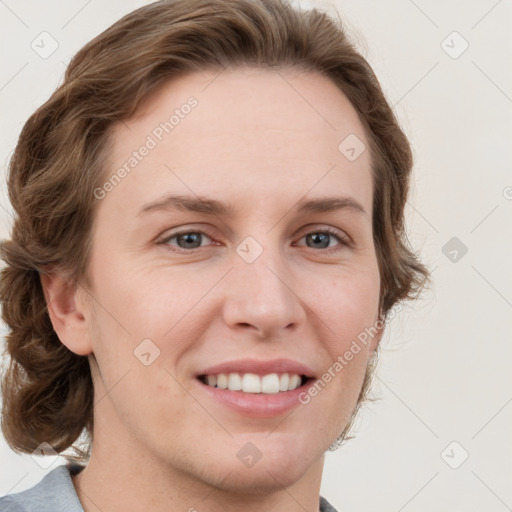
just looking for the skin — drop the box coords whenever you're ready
[42,66,384,512]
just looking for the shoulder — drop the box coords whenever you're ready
[0,464,336,512]
[320,495,339,512]
[0,461,85,512]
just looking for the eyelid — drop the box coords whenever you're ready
[293,225,352,250]
[296,223,350,240]
[157,225,218,247]
[157,223,352,253]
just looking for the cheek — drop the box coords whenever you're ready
[324,271,380,398]
[86,263,212,389]
[317,267,380,351]
[89,260,189,339]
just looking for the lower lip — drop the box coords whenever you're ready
[195,379,313,418]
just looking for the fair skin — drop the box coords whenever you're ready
[42,66,384,512]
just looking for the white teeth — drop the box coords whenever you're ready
[242,373,261,393]
[217,374,228,389]
[289,374,301,390]
[261,374,280,394]
[203,372,304,393]
[228,373,242,391]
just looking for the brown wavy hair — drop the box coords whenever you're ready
[0,0,430,462]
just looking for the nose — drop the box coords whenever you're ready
[221,245,305,339]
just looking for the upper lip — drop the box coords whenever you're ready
[197,358,315,378]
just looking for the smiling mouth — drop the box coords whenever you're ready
[197,372,311,394]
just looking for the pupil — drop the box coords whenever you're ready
[307,233,329,249]
[178,233,201,248]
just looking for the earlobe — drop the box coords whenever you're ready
[40,271,93,356]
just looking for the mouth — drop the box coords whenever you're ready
[197,372,312,394]
[194,359,316,417]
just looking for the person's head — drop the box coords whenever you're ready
[1,0,429,491]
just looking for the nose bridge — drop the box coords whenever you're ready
[222,234,303,336]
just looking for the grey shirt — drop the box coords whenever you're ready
[0,461,339,511]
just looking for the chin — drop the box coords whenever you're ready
[204,461,311,496]
[197,433,323,494]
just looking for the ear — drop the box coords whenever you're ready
[40,270,93,356]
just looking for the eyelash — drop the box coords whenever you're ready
[158,226,351,255]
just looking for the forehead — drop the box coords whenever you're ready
[102,66,373,217]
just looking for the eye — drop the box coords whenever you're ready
[159,229,217,251]
[295,227,350,253]
[157,226,350,254]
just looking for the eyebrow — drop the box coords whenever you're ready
[138,194,367,217]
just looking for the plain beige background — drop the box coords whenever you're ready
[1,1,511,510]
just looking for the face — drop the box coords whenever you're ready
[74,67,382,492]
